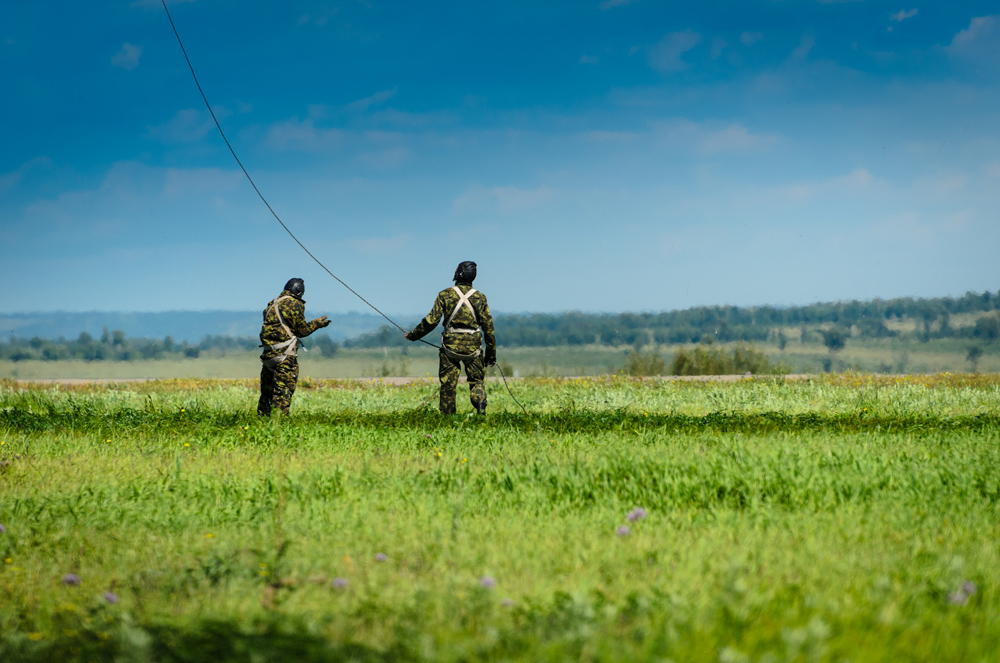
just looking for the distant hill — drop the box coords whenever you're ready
[0,310,399,344]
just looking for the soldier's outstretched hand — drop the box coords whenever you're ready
[316,316,330,328]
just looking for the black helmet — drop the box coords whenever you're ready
[453,261,477,284]
[284,278,305,297]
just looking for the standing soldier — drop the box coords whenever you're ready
[405,261,496,415]
[258,277,330,416]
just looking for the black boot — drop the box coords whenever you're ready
[475,401,487,416]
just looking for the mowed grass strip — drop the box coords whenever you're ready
[1,378,999,662]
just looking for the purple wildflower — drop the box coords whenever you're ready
[479,576,496,589]
[62,573,81,586]
[948,590,968,606]
[0,524,6,534]
[962,581,977,596]
[745,371,752,377]
[626,507,647,522]
[501,598,514,608]
[104,591,119,604]
[331,577,348,589]
[374,553,388,562]
[616,525,631,537]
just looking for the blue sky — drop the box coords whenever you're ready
[1,1,998,315]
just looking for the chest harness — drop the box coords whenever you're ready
[442,286,482,360]
[261,296,301,370]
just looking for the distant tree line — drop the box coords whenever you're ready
[344,290,1000,349]
[4,291,997,360]
[0,328,342,363]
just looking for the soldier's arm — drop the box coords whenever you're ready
[407,293,447,341]
[477,296,497,365]
[283,300,326,338]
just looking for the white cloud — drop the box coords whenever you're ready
[771,168,875,202]
[791,35,815,60]
[918,173,967,197]
[297,7,339,27]
[709,37,727,60]
[453,185,554,214]
[987,162,1000,178]
[0,156,51,193]
[162,168,242,196]
[368,109,457,127]
[348,87,398,112]
[945,16,1000,69]
[740,31,762,46]
[890,8,918,22]
[111,43,142,70]
[580,54,599,65]
[146,109,216,143]
[656,119,780,155]
[266,118,343,152]
[648,30,702,73]
[355,147,410,169]
[599,0,638,10]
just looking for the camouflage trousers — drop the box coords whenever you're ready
[439,350,486,415]
[258,356,299,416]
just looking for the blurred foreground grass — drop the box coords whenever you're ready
[1,375,999,662]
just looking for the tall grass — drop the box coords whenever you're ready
[1,377,999,662]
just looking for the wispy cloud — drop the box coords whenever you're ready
[945,16,1000,70]
[648,30,702,73]
[890,8,918,22]
[579,54,599,65]
[791,35,814,60]
[599,0,638,10]
[656,120,780,155]
[162,168,242,196]
[0,157,51,193]
[146,109,216,143]
[266,118,343,152]
[453,185,554,214]
[740,31,762,46]
[111,43,142,70]
[348,87,399,112]
[771,168,875,202]
[297,7,340,27]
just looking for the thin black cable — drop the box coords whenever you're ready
[494,363,528,415]
[160,0,439,349]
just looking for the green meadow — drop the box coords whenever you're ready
[1,374,999,662]
[1,334,997,381]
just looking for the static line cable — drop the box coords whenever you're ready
[495,363,528,415]
[160,0,439,350]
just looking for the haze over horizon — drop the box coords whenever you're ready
[2,1,998,316]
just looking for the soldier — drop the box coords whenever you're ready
[405,261,496,415]
[258,277,330,416]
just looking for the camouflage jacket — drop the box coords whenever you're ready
[409,283,496,363]
[259,290,324,359]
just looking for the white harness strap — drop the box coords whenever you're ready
[262,296,300,370]
[446,286,479,333]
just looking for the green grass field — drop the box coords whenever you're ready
[1,335,997,381]
[2,374,999,662]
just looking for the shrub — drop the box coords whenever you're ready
[670,343,786,376]
[624,349,666,376]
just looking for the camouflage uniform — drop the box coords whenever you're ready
[257,290,326,415]
[408,284,496,414]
